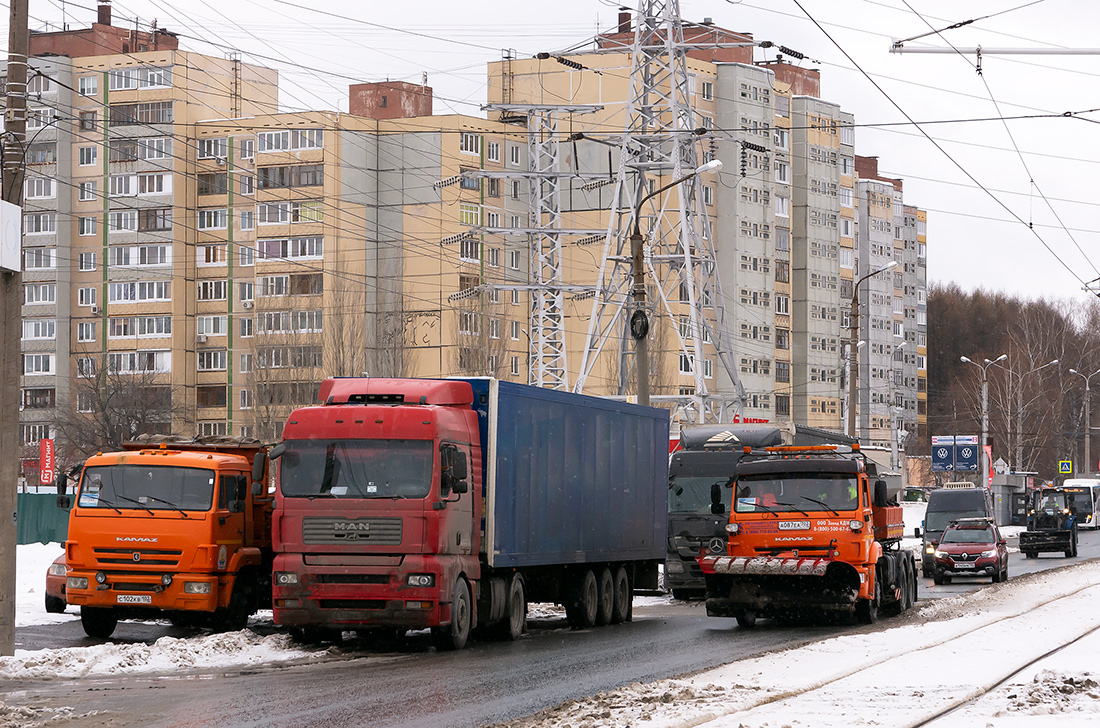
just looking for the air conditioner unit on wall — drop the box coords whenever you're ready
[196,334,208,344]
[242,300,254,309]
[90,305,99,314]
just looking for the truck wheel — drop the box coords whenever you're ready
[218,580,253,632]
[736,611,757,629]
[1024,551,1037,559]
[565,569,599,630]
[610,566,631,624]
[595,567,614,626]
[491,575,526,641]
[81,607,118,639]
[856,573,880,624]
[907,561,918,610]
[432,579,472,651]
[44,595,66,614]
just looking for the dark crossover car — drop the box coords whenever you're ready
[932,518,1008,585]
[45,554,68,613]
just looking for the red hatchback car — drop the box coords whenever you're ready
[45,554,68,613]
[932,518,1009,584]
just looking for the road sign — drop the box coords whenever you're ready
[931,435,954,472]
[1059,460,1073,474]
[955,435,980,472]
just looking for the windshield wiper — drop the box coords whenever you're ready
[775,501,812,517]
[88,496,123,515]
[112,494,155,516]
[751,502,781,518]
[140,494,190,518]
[801,495,840,516]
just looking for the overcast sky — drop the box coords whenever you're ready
[12,0,1100,304]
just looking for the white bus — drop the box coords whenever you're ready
[1062,479,1100,529]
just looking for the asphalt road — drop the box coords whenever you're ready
[10,528,1099,728]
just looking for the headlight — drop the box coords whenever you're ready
[161,574,173,586]
[665,560,686,574]
[725,522,740,535]
[925,545,935,554]
[934,550,947,558]
[849,520,864,531]
[48,563,67,576]
[274,571,298,586]
[67,576,88,590]
[95,571,107,584]
[406,574,435,587]
[183,581,212,594]
[981,550,997,558]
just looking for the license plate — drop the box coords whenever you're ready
[953,563,974,569]
[116,594,152,604]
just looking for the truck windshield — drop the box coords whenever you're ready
[1037,492,1066,510]
[669,476,729,514]
[279,439,434,499]
[78,465,215,512]
[734,474,858,513]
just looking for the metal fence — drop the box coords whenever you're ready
[17,493,68,545]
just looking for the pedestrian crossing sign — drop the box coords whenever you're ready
[1059,460,1073,474]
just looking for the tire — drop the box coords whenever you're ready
[856,571,880,625]
[1002,563,1009,582]
[218,579,253,632]
[736,611,757,629]
[932,570,945,586]
[44,595,66,614]
[595,567,614,626]
[671,588,692,601]
[81,607,118,639]
[610,566,631,624]
[1024,550,1037,559]
[431,579,472,651]
[490,575,526,641]
[907,561,918,610]
[565,569,599,630]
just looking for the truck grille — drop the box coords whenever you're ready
[93,548,182,567]
[314,573,390,585]
[302,517,402,546]
[318,599,387,610]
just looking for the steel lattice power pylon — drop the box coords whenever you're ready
[573,0,746,422]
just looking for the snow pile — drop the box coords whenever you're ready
[0,629,326,680]
[0,701,100,728]
[1005,671,1100,715]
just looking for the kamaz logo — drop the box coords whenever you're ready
[775,536,813,542]
[117,537,158,543]
[333,522,370,532]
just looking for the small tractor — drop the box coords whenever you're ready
[1020,487,1078,558]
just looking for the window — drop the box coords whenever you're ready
[19,269,56,301]
[108,281,170,302]
[703,186,714,206]
[198,138,228,160]
[487,178,499,197]
[460,172,480,191]
[240,175,255,195]
[239,282,254,302]
[511,356,520,376]
[198,173,228,195]
[78,146,97,166]
[197,386,227,409]
[198,315,229,335]
[240,210,255,231]
[238,245,255,266]
[109,102,173,125]
[23,248,55,270]
[460,132,481,155]
[257,129,324,152]
[256,236,323,260]
[77,322,95,342]
[108,68,137,90]
[138,173,171,195]
[776,361,791,383]
[459,311,480,335]
[240,353,253,373]
[840,248,854,269]
[511,290,520,306]
[256,164,324,189]
[775,162,790,184]
[79,111,97,131]
[774,127,789,150]
[840,124,855,146]
[511,321,520,340]
[109,174,134,197]
[198,280,228,301]
[701,80,714,100]
[775,395,790,417]
[509,250,521,270]
[459,237,480,262]
[239,317,253,337]
[774,295,790,315]
[240,139,255,160]
[79,252,97,271]
[776,328,790,350]
[137,245,169,265]
[239,389,254,410]
[24,178,54,199]
[108,211,137,232]
[138,208,172,232]
[200,244,227,266]
[509,145,521,166]
[78,76,98,96]
[24,213,56,235]
[198,351,228,372]
[487,247,500,268]
[22,319,55,340]
[22,388,56,409]
[776,195,790,218]
[841,156,854,175]
[487,140,500,162]
[23,354,54,375]
[679,354,695,375]
[199,209,228,230]
[22,424,52,444]
[460,203,480,226]
[78,181,97,201]
[489,318,500,340]
[78,287,96,307]
[138,138,171,160]
[140,67,172,88]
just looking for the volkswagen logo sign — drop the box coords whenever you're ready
[707,536,726,554]
[132,552,141,562]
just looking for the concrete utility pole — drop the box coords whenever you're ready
[1,0,29,657]
[961,354,1007,490]
[846,260,897,439]
[1069,367,1100,477]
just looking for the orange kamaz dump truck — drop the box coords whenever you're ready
[698,444,917,627]
[59,436,272,638]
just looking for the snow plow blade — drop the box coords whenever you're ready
[1019,530,1071,551]
[700,555,830,576]
[698,555,859,618]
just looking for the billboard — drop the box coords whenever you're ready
[955,435,980,472]
[931,436,954,472]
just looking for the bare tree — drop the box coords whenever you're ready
[53,349,189,460]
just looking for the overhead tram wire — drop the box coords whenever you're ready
[790,0,1090,293]
[898,0,1100,281]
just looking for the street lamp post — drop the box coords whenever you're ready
[1004,358,1058,472]
[846,260,899,439]
[961,353,1008,488]
[629,158,722,407]
[1068,366,1100,477]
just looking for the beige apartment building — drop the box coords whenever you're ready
[9,9,927,476]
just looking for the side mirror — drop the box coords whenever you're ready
[268,443,286,460]
[440,446,468,497]
[710,482,725,515]
[452,479,468,495]
[56,495,71,510]
[873,479,888,508]
[252,481,263,497]
[252,452,267,483]
[998,539,1007,546]
[914,527,922,538]
[452,450,468,482]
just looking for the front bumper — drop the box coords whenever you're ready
[933,557,998,575]
[65,571,219,612]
